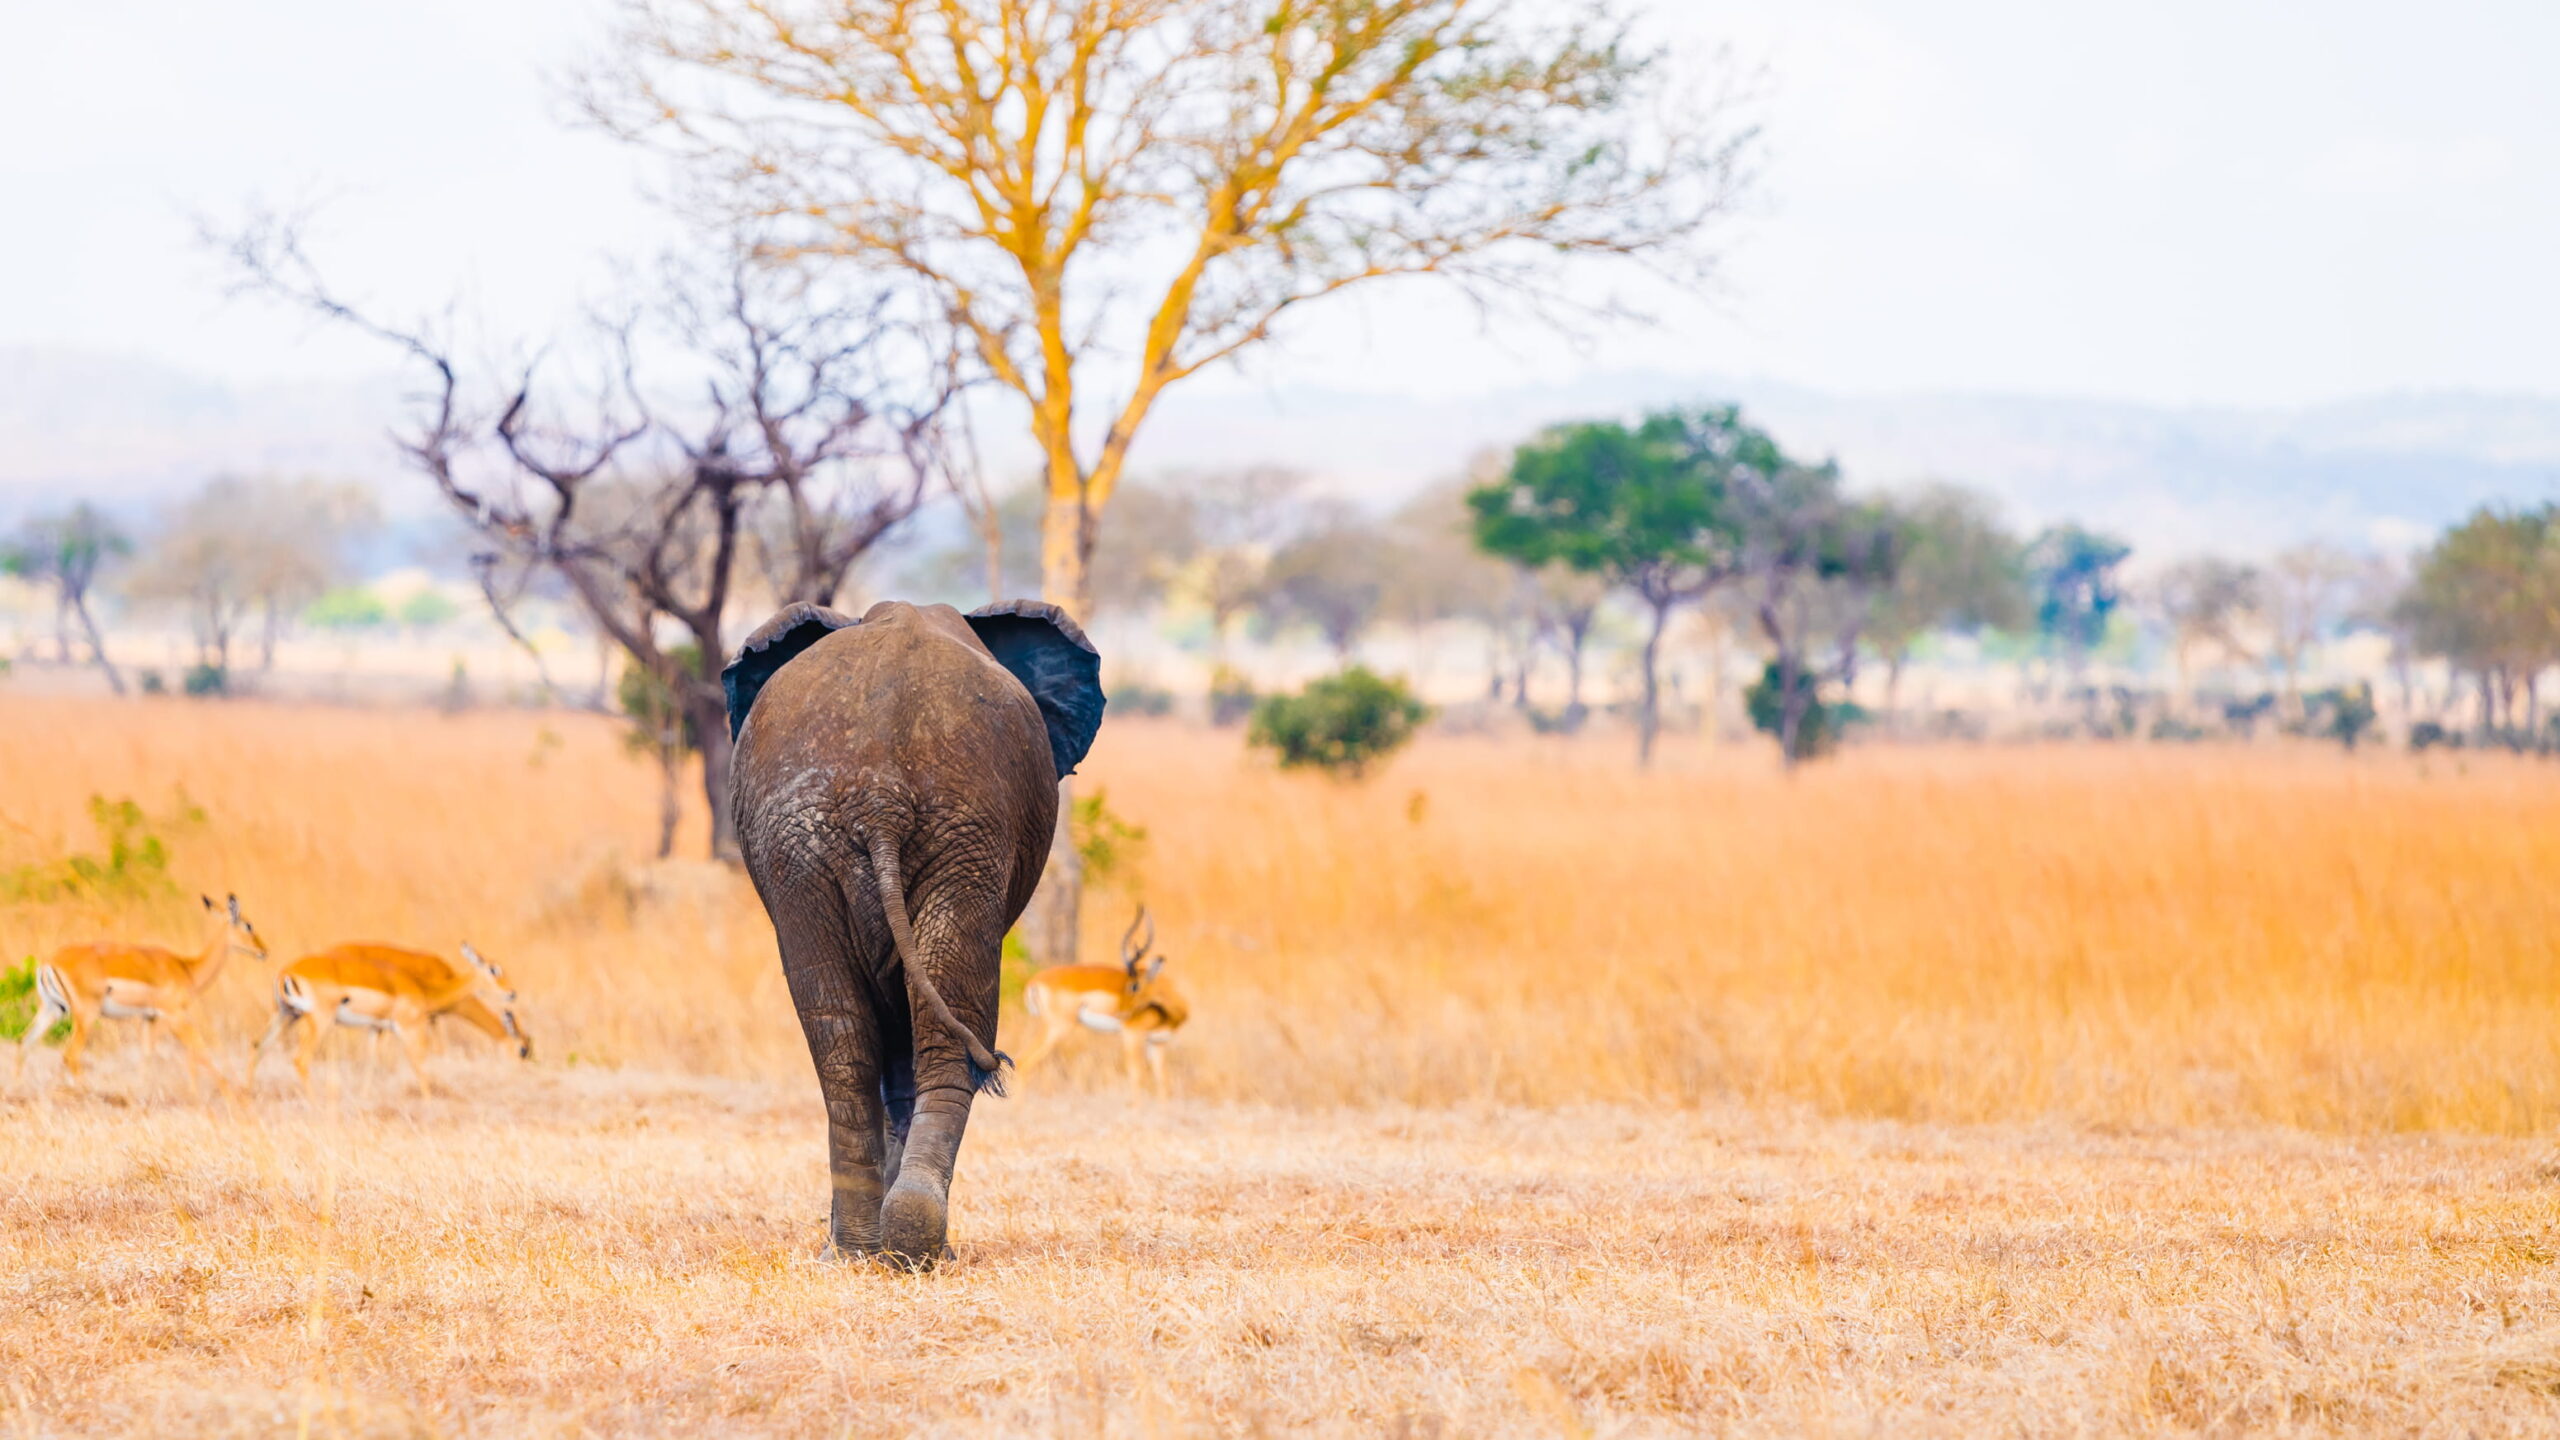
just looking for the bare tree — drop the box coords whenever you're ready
[130,476,376,684]
[2263,543,2358,720]
[2153,557,2262,709]
[2,503,131,694]
[1263,505,1402,663]
[226,226,952,859]
[1170,468,1309,665]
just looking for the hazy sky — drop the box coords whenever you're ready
[6,0,2556,409]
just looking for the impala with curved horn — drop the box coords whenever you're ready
[1017,906,1190,1097]
[15,894,268,1099]
[247,940,530,1098]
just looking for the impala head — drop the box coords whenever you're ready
[460,942,532,1060]
[205,892,269,961]
[1116,906,1186,1025]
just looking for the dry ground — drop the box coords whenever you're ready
[7,1069,2560,1437]
[4,695,2560,1435]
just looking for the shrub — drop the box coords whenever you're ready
[1072,787,1149,894]
[1248,667,1429,779]
[0,793,197,904]
[1744,660,1862,761]
[306,587,390,630]
[401,589,462,628]
[183,664,228,697]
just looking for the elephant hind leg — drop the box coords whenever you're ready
[772,894,891,1258]
[878,893,1007,1269]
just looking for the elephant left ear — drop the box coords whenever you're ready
[966,600,1107,778]
[723,602,860,739]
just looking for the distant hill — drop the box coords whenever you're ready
[7,344,2558,563]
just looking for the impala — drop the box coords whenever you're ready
[247,940,529,1098]
[1017,907,1190,1097]
[16,893,269,1098]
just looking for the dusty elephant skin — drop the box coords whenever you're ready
[724,598,1105,1266]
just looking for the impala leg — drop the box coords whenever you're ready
[159,1012,240,1104]
[1146,1035,1171,1101]
[245,1004,294,1091]
[390,1011,435,1099]
[57,1003,98,1086]
[290,1007,328,1101]
[1120,1027,1146,1091]
[1011,1014,1069,1077]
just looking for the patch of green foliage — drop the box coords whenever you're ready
[0,958,68,1044]
[1073,787,1149,895]
[306,587,390,630]
[0,793,200,904]
[183,664,228,697]
[1744,661,1864,762]
[618,646,705,756]
[1249,667,1429,780]
[401,590,462,628]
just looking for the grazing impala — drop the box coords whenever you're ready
[247,941,529,1098]
[16,893,269,1098]
[1018,908,1190,1097]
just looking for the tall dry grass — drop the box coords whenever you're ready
[4,694,2556,1132]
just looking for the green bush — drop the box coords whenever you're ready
[183,663,228,697]
[0,793,196,904]
[1248,667,1429,779]
[1744,660,1862,762]
[401,590,462,628]
[306,587,390,630]
[0,958,67,1044]
[1072,786,1149,894]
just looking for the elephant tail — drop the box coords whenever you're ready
[865,831,1011,1095]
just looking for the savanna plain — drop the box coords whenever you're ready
[4,695,2560,1438]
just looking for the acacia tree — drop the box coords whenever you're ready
[2262,544,2359,721]
[1,504,131,694]
[2397,506,2560,734]
[593,0,1751,954]
[2025,524,2132,686]
[2152,557,2260,710]
[1864,484,2026,719]
[1728,461,1900,768]
[229,228,950,859]
[1471,408,1768,765]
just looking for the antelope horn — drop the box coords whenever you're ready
[1120,905,1151,964]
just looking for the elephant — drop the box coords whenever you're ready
[722,597,1105,1266]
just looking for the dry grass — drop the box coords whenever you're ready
[3,694,2559,1435]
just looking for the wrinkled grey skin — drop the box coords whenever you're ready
[731,601,1063,1265]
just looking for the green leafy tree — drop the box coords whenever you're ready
[1864,485,2027,716]
[1729,462,1901,767]
[1,503,132,694]
[2025,525,2133,674]
[2396,506,2560,734]
[1471,407,1767,764]
[1248,667,1430,780]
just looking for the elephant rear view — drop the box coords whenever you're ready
[724,598,1104,1266]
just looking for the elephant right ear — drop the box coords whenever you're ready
[722,602,860,739]
[966,600,1107,778]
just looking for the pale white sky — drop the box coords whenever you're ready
[4,0,2555,409]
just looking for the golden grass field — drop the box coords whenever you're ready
[4,694,2560,1435]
